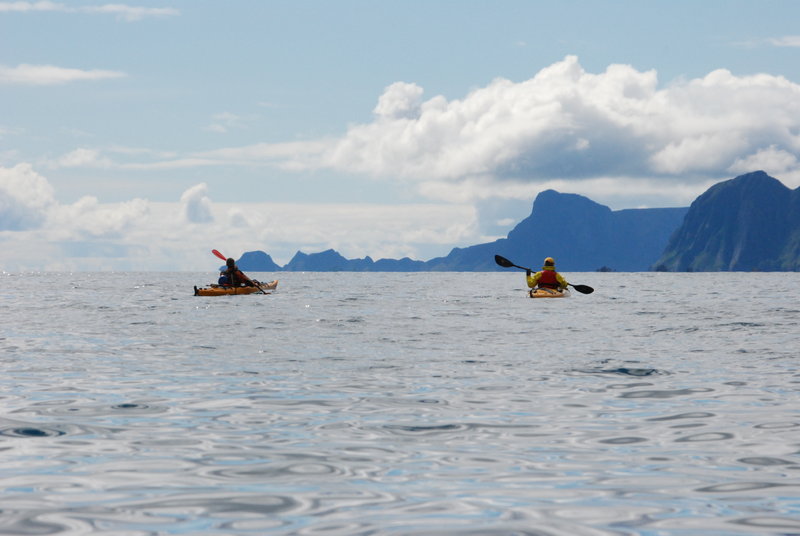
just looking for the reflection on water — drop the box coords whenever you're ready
[0,271,799,534]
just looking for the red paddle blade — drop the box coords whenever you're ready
[211,249,227,261]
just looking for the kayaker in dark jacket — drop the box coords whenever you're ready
[220,258,255,287]
[526,257,569,291]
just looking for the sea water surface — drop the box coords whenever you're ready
[1,271,799,535]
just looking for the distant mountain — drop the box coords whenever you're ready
[654,171,800,271]
[236,188,690,272]
[423,190,688,271]
[237,250,281,272]
[279,249,427,272]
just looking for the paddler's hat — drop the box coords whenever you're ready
[543,257,555,266]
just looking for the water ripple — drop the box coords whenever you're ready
[2,271,799,535]
[383,423,465,435]
[0,426,67,438]
[696,482,789,493]
[620,387,714,399]
[675,432,735,442]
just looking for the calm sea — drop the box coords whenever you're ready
[1,271,799,535]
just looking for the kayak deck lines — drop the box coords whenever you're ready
[529,287,570,298]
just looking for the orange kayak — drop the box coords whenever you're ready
[194,280,278,296]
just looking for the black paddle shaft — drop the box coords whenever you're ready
[494,255,531,271]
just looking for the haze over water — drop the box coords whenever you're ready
[1,271,799,535]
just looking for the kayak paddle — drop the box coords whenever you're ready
[494,254,529,271]
[494,254,594,294]
[569,283,594,294]
[211,249,266,294]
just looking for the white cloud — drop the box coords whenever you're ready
[226,202,480,264]
[198,140,331,169]
[0,2,178,21]
[0,125,19,137]
[110,56,796,207]
[319,57,665,185]
[0,164,484,271]
[81,4,178,21]
[0,163,152,236]
[729,145,800,188]
[180,183,214,223]
[373,82,425,120]
[769,36,800,47]
[0,163,55,230]
[54,148,113,168]
[227,207,250,228]
[19,55,800,240]
[49,196,150,239]
[204,124,227,134]
[204,112,248,134]
[306,57,800,204]
[0,64,126,85]
[0,1,63,12]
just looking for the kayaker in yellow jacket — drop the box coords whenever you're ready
[526,257,570,291]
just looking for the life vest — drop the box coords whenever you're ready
[233,269,255,286]
[223,267,248,286]
[538,269,560,289]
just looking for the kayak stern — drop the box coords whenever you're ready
[529,287,570,298]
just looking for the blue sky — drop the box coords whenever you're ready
[2,1,800,270]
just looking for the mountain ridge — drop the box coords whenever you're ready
[234,171,799,272]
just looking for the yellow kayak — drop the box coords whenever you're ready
[529,287,570,298]
[194,280,278,296]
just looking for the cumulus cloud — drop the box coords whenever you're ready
[23,56,800,246]
[0,163,56,230]
[319,58,799,187]
[0,164,484,271]
[0,64,126,85]
[121,56,797,206]
[373,82,425,120]
[258,56,796,202]
[180,183,214,223]
[227,207,250,228]
[49,196,150,239]
[318,58,657,183]
[729,145,800,187]
[0,2,178,21]
[0,163,152,237]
